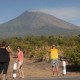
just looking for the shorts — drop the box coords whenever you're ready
[0,62,9,74]
[51,59,59,67]
[18,61,23,69]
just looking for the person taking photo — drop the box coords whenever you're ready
[0,41,11,80]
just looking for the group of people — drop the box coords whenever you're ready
[0,41,60,80]
[0,41,24,80]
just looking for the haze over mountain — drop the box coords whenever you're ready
[0,11,80,38]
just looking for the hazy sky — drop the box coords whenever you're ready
[0,0,80,26]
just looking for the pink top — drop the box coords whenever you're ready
[17,51,23,61]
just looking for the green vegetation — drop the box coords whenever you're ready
[0,35,80,65]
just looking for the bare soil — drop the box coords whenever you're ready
[5,56,80,79]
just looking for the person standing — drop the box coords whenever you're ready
[50,45,59,76]
[17,46,24,78]
[0,41,11,80]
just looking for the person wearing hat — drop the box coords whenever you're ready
[50,44,59,76]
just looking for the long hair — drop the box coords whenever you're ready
[17,46,22,50]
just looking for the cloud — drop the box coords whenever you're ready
[34,7,80,26]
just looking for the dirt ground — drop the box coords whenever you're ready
[3,56,80,79]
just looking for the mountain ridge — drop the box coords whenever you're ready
[0,11,80,38]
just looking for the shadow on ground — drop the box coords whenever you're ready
[66,65,80,72]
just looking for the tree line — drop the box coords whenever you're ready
[0,35,80,65]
